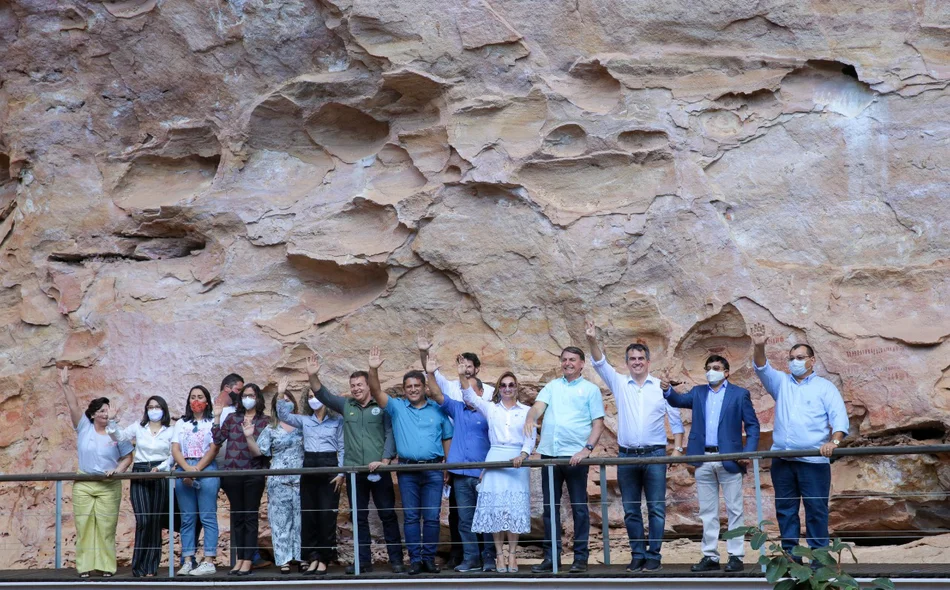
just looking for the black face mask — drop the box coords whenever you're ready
[228,391,240,405]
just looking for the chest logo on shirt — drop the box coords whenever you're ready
[371,407,381,416]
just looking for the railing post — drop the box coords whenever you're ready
[599,466,610,565]
[547,463,558,574]
[753,458,765,573]
[168,473,175,578]
[350,471,359,575]
[55,480,62,569]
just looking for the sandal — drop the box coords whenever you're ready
[102,573,113,578]
[79,572,90,579]
[280,564,292,574]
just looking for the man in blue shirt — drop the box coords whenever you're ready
[368,346,454,576]
[664,354,760,573]
[750,323,848,566]
[423,357,496,573]
[523,346,605,573]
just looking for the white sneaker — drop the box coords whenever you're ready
[177,561,194,576]
[189,561,216,576]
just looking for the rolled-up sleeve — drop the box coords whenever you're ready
[666,404,685,435]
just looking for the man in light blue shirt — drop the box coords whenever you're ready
[523,346,605,573]
[750,323,848,564]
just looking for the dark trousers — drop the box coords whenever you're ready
[130,461,168,576]
[301,452,341,563]
[617,447,667,561]
[771,458,832,552]
[221,475,265,561]
[453,474,496,565]
[346,472,404,566]
[448,476,463,562]
[540,456,590,563]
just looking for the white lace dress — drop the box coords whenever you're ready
[460,387,537,534]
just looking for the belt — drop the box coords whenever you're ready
[705,446,719,453]
[305,451,338,457]
[402,458,443,465]
[618,444,665,455]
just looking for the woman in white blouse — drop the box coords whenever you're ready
[460,367,536,573]
[107,396,175,577]
[58,366,133,579]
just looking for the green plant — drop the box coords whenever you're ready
[723,521,894,590]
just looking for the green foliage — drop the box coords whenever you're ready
[727,522,895,590]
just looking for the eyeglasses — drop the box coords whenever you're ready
[788,355,813,361]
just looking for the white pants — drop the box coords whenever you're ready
[695,460,745,559]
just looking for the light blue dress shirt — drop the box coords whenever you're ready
[705,381,727,447]
[536,376,606,457]
[754,361,849,464]
[385,397,454,461]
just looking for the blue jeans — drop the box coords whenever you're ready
[175,459,220,558]
[617,448,666,561]
[771,458,831,553]
[397,470,443,563]
[453,474,496,566]
[540,456,590,563]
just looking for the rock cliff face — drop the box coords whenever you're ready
[1,0,948,568]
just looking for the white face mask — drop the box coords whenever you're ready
[706,369,726,385]
[308,397,324,411]
[242,397,257,410]
[789,359,808,377]
[147,408,164,422]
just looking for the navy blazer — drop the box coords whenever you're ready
[665,382,760,473]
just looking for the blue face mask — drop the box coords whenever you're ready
[789,359,808,377]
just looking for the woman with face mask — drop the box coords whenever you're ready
[256,377,305,573]
[170,385,221,576]
[213,383,270,575]
[276,380,344,575]
[460,368,537,574]
[58,366,134,579]
[106,395,174,577]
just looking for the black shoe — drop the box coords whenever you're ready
[236,570,254,576]
[626,558,645,572]
[422,560,441,574]
[643,559,662,571]
[407,562,423,575]
[531,559,555,573]
[345,564,374,574]
[724,556,744,573]
[391,564,406,574]
[569,561,588,573]
[691,556,720,572]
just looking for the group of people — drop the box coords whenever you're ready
[58,320,848,578]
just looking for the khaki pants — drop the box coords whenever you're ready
[695,460,745,559]
[73,478,123,574]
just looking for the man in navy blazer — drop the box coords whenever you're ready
[664,355,760,573]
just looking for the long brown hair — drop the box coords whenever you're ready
[492,371,520,404]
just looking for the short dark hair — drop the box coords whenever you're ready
[790,344,815,357]
[349,371,369,382]
[459,352,481,369]
[403,370,426,386]
[704,355,730,372]
[220,373,244,392]
[183,385,213,423]
[625,343,650,361]
[140,395,171,427]
[84,397,110,423]
[561,346,585,361]
[237,383,266,418]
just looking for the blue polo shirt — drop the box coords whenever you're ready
[536,376,605,457]
[440,397,490,478]
[385,396,454,461]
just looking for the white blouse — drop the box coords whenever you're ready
[108,421,175,471]
[461,387,536,456]
[77,418,132,475]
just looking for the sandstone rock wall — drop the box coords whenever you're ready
[1,0,948,568]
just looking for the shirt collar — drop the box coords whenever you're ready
[560,375,585,386]
[627,374,657,386]
[708,380,728,394]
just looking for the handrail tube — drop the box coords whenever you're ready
[3,445,948,482]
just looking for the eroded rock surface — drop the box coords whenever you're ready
[1,0,948,569]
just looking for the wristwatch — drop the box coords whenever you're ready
[674,446,684,453]
[584,444,595,452]
[832,439,840,446]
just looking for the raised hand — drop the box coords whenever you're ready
[456,355,468,377]
[306,355,321,377]
[417,329,432,352]
[424,356,439,375]
[750,322,768,346]
[658,368,672,391]
[242,420,256,439]
[277,375,290,395]
[585,318,597,340]
[368,346,385,370]
[60,366,69,385]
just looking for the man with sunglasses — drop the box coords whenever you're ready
[750,323,848,568]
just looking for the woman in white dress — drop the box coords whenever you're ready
[460,366,536,573]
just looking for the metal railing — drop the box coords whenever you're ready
[1,444,948,577]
